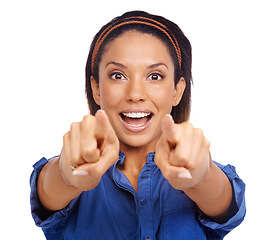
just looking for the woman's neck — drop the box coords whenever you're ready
[118,142,156,192]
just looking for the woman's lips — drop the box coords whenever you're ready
[119,111,153,133]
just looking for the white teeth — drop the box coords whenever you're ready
[122,112,151,118]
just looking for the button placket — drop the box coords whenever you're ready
[137,163,154,240]
[140,199,147,205]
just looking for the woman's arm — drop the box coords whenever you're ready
[37,156,82,211]
[184,160,234,222]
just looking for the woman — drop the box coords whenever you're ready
[30,10,246,239]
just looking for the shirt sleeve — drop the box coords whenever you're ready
[197,161,246,239]
[29,157,79,231]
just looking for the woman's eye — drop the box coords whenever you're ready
[110,72,126,80]
[148,73,164,81]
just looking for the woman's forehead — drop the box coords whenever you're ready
[101,30,173,65]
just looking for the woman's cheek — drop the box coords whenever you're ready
[100,84,122,109]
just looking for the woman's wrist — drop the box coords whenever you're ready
[184,161,232,219]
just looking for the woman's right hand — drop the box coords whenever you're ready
[59,110,119,192]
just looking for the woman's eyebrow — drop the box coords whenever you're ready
[105,61,127,69]
[148,63,168,69]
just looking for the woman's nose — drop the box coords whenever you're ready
[125,77,147,103]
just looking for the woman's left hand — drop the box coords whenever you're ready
[155,114,211,191]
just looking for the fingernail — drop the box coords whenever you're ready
[178,172,192,179]
[98,109,105,114]
[72,170,89,176]
[165,114,173,119]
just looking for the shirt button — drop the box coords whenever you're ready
[140,199,147,205]
[145,235,151,240]
[142,175,148,179]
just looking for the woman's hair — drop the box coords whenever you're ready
[85,10,192,123]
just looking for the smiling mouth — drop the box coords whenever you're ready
[120,111,153,132]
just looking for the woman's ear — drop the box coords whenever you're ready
[172,77,186,107]
[90,76,100,106]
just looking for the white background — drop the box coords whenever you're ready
[1,0,270,239]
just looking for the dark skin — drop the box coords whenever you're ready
[38,31,233,222]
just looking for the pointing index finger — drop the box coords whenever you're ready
[94,109,118,146]
[161,114,178,147]
[94,110,110,138]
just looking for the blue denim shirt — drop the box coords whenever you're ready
[30,152,246,240]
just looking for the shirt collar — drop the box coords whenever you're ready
[116,151,155,166]
[116,151,126,165]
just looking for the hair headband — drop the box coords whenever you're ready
[91,16,182,74]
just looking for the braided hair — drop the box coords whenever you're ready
[85,10,192,123]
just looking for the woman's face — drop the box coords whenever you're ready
[91,30,185,151]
